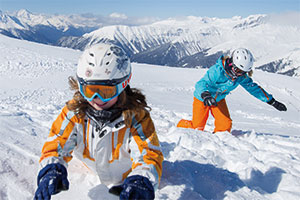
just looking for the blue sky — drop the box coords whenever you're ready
[1,0,299,18]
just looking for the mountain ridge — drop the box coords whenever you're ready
[0,9,100,44]
[1,10,299,77]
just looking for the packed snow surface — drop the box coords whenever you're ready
[0,35,300,200]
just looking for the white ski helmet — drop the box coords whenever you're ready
[231,48,254,72]
[77,43,131,85]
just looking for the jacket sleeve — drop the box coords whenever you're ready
[128,109,164,190]
[239,76,273,102]
[194,64,221,100]
[39,105,79,168]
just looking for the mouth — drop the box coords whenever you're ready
[94,101,108,107]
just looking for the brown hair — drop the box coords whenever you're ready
[247,70,253,77]
[66,76,151,125]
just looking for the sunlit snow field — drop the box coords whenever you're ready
[0,35,300,200]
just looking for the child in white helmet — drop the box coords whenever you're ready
[34,43,163,200]
[177,48,287,133]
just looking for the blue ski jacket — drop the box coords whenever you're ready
[194,55,273,103]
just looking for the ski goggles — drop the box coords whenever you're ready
[78,74,131,102]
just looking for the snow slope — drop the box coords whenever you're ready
[62,14,300,77]
[0,35,300,200]
[2,10,300,77]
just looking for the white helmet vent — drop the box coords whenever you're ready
[77,43,131,83]
[231,48,254,72]
[88,62,95,67]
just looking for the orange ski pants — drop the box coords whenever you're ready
[177,97,232,133]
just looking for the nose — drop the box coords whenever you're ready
[92,96,104,103]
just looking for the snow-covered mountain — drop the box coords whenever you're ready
[0,9,100,44]
[1,33,300,200]
[1,10,300,78]
[58,14,300,77]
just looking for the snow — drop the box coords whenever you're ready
[0,9,100,31]
[0,34,300,200]
[81,13,300,77]
[2,11,300,76]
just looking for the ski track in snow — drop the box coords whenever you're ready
[1,35,300,200]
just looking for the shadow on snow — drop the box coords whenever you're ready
[160,160,285,200]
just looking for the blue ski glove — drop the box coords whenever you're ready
[34,163,69,200]
[201,91,217,106]
[109,175,155,200]
[267,98,287,111]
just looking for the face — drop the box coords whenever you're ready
[88,96,118,111]
[232,66,246,77]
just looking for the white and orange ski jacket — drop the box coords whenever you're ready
[39,105,163,189]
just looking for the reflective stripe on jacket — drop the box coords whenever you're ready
[39,105,163,189]
[194,55,273,103]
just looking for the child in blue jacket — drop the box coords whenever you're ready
[177,48,287,133]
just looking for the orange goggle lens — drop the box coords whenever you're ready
[82,85,117,99]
